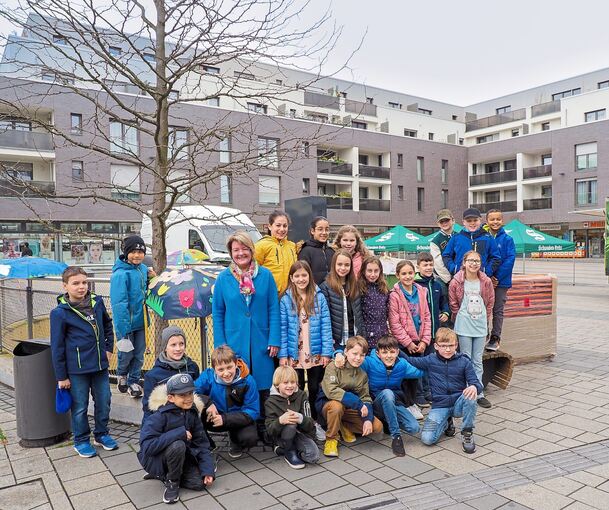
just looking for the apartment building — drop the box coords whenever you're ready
[0,14,605,261]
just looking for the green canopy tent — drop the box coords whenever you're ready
[423,224,463,246]
[364,225,430,253]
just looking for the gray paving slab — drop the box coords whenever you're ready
[0,479,49,510]
[215,485,277,510]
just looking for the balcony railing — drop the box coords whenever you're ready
[524,198,552,210]
[345,99,377,117]
[0,130,54,151]
[325,196,353,209]
[303,91,340,110]
[359,198,390,211]
[0,179,55,197]
[469,169,517,186]
[470,201,517,213]
[523,164,552,179]
[358,165,390,179]
[317,160,353,176]
[531,100,561,117]
[465,108,526,132]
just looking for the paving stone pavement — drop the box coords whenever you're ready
[1,260,608,509]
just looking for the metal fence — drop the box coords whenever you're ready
[0,276,214,380]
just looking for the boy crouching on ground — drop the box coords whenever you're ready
[265,365,320,469]
[404,328,482,453]
[138,374,215,505]
[317,336,383,457]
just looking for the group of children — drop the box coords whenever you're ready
[49,206,515,505]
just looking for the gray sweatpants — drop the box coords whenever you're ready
[491,286,509,338]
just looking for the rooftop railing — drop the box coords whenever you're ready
[465,108,526,132]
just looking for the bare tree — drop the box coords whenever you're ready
[0,0,356,270]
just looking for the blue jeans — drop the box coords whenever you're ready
[373,389,420,437]
[70,369,111,445]
[420,394,477,445]
[458,335,485,397]
[117,329,146,384]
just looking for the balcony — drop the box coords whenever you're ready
[470,201,517,213]
[325,196,353,210]
[345,99,377,117]
[0,130,54,152]
[303,91,340,110]
[317,160,353,176]
[359,198,390,211]
[523,165,552,179]
[469,169,517,186]
[531,100,561,117]
[0,179,55,197]
[465,108,526,132]
[358,165,390,179]
[524,198,552,210]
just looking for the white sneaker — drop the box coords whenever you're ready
[407,404,424,420]
[314,422,326,441]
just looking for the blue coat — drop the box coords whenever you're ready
[279,288,333,360]
[212,266,280,390]
[490,227,516,288]
[194,367,260,425]
[50,293,114,381]
[442,228,501,277]
[404,352,484,408]
[142,356,201,419]
[109,256,148,339]
[414,273,450,337]
[361,350,424,398]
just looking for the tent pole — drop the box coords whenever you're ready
[522,252,526,274]
[572,251,576,286]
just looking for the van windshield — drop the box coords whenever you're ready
[199,225,262,253]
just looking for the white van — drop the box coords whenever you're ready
[141,205,262,263]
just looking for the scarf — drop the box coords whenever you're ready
[158,351,189,370]
[229,260,259,301]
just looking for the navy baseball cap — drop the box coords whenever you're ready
[166,374,195,395]
[462,208,482,219]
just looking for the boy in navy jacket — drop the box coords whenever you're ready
[50,266,117,458]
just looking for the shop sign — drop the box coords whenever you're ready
[538,224,562,232]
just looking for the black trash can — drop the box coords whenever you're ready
[13,339,71,447]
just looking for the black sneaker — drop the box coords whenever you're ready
[461,430,476,454]
[273,445,285,456]
[127,383,143,398]
[228,441,243,459]
[486,335,500,352]
[444,417,456,437]
[284,449,305,469]
[477,397,492,409]
[163,479,180,504]
[415,398,431,408]
[391,435,405,457]
[117,376,128,393]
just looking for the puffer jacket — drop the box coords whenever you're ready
[414,273,450,338]
[142,356,201,419]
[448,269,495,321]
[298,239,335,285]
[485,226,516,288]
[255,235,297,294]
[442,228,501,277]
[360,282,389,348]
[279,288,333,360]
[403,351,484,408]
[388,283,432,348]
[319,281,365,350]
[361,349,424,398]
[264,386,315,441]
[109,256,149,339]
[138,385,214,479]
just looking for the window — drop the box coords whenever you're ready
[247,102,267,114]
[389,102,402,109]
[71,160,84,181]
[289,109,296,118]
[366,97,374,104]
[168,90,179,101]
[598,80,609,89]
[485,191,500,203]
[428,132,434,141]
[166,170,190,203]
[259,175,280,205]
[351,121,367,130]
[417,187,424,211]
[541,122,550,131]
[143,53,156,63]
[235,71,256,81]
[206,97,219,107]
[511,129,519,137]
[377,155,383,166]
[109,46,122,57]
[585,109,606,122]
[359,187,369,199]
[169,128,188,160]
[576,179,597,206]
[397,153,403,168]
[110,164,140,200]
[275,79,283,85]
[576,143,597,170]
[541,185,552,198]
[220,175,232,204]
[416,157,424,182]
[41,72,55,82]
[418,108,432,115]
[53,35,67,45]
[1,161,33,180]
[496,106,511,114]
[504,189,517,201]
[476,133,499,144]
[441,189,448,209]
[219,136,231,163]
[202,65,220,74]
[504,159,517,171]
[552,88,581,100]
[397,185,404,201]
[109,120,138,155]
[0,117,32,131]
[485,162,500,173]
[359,154,369,165]
[441,159,448,184]
[301,141,310,157]
[339,92,347,98]
[452,115,458,121]
[302,178,310,195]
[404,129,417,138]
[257,137,278,168]
[542,154,552,165]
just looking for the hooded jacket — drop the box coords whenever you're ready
[414,273,450,337]
[194,364,260,427]
[429,230,453,284]
[388,283,432,348]
[109,256,149,339]
[298,239,335,285]
[138,385,214,479]
[279,287,333,360]
[403,351,484,408]
[441,228,501,277]
[50,293,114,380]
[448,269,495,322]
[484,226,516,288]
[255,235,297,294]
[264,386,315,440]
[142,356,201,419]
[360,349,424,398]
[319,281,365,350]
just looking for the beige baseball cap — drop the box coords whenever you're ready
[436,209,454,222]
